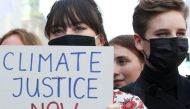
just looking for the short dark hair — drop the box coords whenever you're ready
[45,0,108,45]
[133,0,189,38]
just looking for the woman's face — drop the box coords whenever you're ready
[1,34,24,45]
[113,45,143,88]
[141,11,187,57]
[49,23,102,46]
[50,23,96,39]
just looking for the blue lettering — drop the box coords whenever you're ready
[19,52,26,71]
[69,77,72,98]
[90,52,101,73]
[3,52,14,70]
[42,77,53,98]
[30,53,34,71]
[73,77,85,99]
[71,52,86,71]
[52,77,66,97]
[56,53,69,71]
[12,77,23,97]
[26,78,40,97]
[88,78,98,99]
[38,53,52,72]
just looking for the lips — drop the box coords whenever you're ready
[114,79,124,83]
[114,79,126,87]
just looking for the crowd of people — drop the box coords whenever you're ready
[1,0,190,109]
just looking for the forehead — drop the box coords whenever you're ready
[1,34,23,45]
[147,10,186,32]
[114,45,135,57]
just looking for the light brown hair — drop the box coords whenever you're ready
[109,35,144,63]
[0,28,41,45]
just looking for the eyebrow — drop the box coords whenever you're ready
[52,21,83,28]
[154,28,186,33]
[115,56,130,61]
[177,28,186,31]
[154,29,168,32]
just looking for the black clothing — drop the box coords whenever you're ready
[120,65,190,109]
[187,75,190,80]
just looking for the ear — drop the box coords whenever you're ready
[133,33,144,51]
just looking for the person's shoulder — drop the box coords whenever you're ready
[113,89,147,109]
[179,75,190,92]
[119,78,150,102]
[179,75,190,85]
[119,83,134,92]
[119,78,147,93]
[178,75,190,106]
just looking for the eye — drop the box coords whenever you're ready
[177,31,186,38]
[116,57,129,66]
[52,27,65,36]
[156,32,169,38]
[74,25,87,33]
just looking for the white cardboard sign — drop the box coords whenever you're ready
[0,46,113,109]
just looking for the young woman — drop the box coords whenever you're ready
[45,0,108,46]
[109,35,144,88]
[45,0,147,109]
[120,0,190,108]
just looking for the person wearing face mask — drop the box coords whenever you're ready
[119,0,190,109]
[45,0,147,109]
[45,0,108,46]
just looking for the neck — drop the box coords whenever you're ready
[145,60,159,72]
[142,64,179,90]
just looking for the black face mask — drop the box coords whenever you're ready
[48,35,96,46]
[147,38,188,72]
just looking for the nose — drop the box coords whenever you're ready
[172,33,178,38]
[114,63,120,75]
[65,27,74,35]
[171,31,185,38]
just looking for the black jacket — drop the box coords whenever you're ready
[120,65,190,109]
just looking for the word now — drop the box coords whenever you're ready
[31,101,78,109]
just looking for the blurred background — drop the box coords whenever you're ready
[0,0,189,76]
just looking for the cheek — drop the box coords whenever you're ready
[115,63,127,72]
[84,29,96,36]
[131,62,142,76]
[49,36,54,40]
[114,62,127,73]
[119,64,130,76]
[143,42,151,56]
[125,62,141,75]
[49,35,62,40]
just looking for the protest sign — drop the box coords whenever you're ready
[0,46,113,109]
